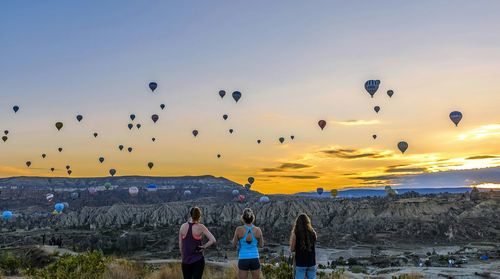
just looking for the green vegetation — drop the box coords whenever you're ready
[0,252,22,276]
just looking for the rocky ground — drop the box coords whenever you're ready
[1,177,499,278]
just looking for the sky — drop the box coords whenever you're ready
[1,1,499,194]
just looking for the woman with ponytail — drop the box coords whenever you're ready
[179,207,216,279]
[233,208,264,279]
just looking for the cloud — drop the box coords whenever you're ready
[457,124,500,141]
[356,167,500,188]
[466,155,498,160]
[334,119,380,126]
[321,148,391,159]
[266,175,320,179]
[385,167,427,173]
[261,162,312,172]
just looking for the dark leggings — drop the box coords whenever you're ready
[182,258,205,279]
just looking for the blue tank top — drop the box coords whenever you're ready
[238,224,259,260]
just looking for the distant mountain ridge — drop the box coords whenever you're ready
[295,187,497,198]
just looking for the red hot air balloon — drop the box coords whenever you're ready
[318,120,326,130]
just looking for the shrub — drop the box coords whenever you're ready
[261,261,293,279]
[350,265,366,274]
[0,252,22,276]
[27,251,108,279]
[392,272,424,279]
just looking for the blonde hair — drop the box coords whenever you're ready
[241,208,255,224]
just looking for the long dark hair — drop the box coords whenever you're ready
[292,213,316,252]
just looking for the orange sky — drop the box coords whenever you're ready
[1,1,499,194]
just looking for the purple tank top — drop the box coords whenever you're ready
[182,223,203,264]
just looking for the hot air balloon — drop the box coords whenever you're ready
[54,203,64,213]
[291,135,295,140]
[76,115,83,122]
[223,114,228,120]
[130,114,136,121]
[219,90,226,99]
[229,129,234,134]
[248,177,255,184]
[364,80,380,98]
[184,190,192,196]
[128,147,133,153]
[46,194,54,202]
[237,195,245,202]
[232,91,242,103]
[192,130,199,137]
[55,122,63,131]
[317,187,324,195]
[244,184,251,191]
[26,161,31,167]
[147,184,157,192]
[136,124,141,129]
[128,124,133,130]
[279,137,285,144]
[93,132,98,138]
[129,186,139,196]
[152,137,156,142]
[2,211,12,221]
[148,162,154,170]
[70,192,79,199]
[42,154,46,159]
[151,114,159,123]
[330,189,338,198]
[104,182,112,190]
[374,106,380,113]
[449,111,463,127]
[1,136,7,142]
[109,169,116,176]
[318,120,326,130]
[118,145,124,151]
[149,82,158,92]
[372,134,377,140]
[232,189,240,197]
[160,104,165,110]
[3,130,8,135]
[99,157,105,163]
[66,165,70,170]
[67,170,72,175]
[50,168,55,172]
[387,90,394,98]
[88,187,98,195]
[217,154,221,158]
[13,106,20,113]
[397,141,408,154]
[259,196,270,203]
[58,147,63,152]
[257,140,261,144]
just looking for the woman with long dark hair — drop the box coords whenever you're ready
[179,207,216,279]
[290,213,317,279]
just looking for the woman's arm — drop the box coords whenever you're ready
[201,224,216,249]
[232,227,240,249]
[290,233,296,252]
[257,227,264,248]
[179,223,185,257]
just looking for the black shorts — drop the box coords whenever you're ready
[238,258,260,271]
